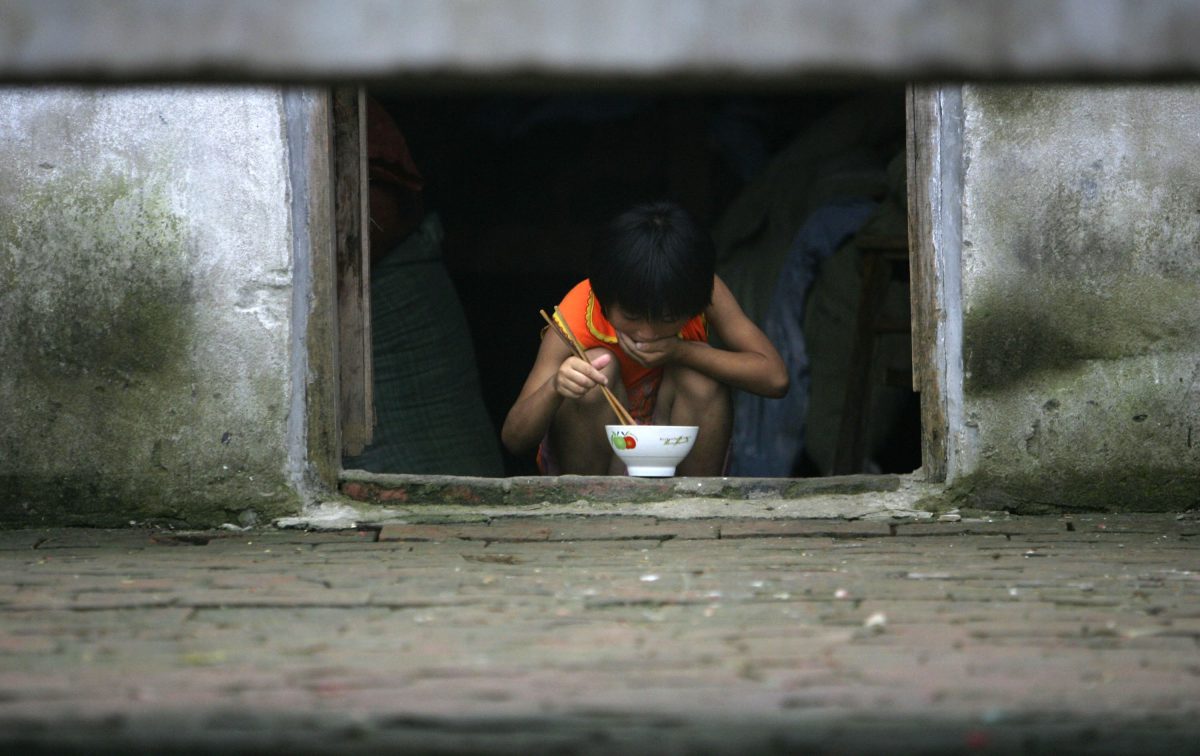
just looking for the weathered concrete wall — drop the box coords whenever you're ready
[954,84,1200,512]
[0,87,306,526]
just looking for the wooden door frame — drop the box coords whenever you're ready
[331,84,959,482]
[332,87,374,458]
[906,83,963,483]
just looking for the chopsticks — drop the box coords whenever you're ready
[540,307,638,426]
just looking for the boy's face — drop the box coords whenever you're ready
[607,305,691,344]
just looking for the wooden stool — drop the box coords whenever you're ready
[832,233,911,475]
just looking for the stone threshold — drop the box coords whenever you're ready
[276,470,953,530]
[340,469,917,506]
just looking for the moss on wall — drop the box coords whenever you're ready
[2,171,194,382]
[948,468,1199,515]
[957,84,1200,513]
[964,277,1200,396]
[0,89,303,528]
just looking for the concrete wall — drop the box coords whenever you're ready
[953,84,1200,511]
[0,87,313,526]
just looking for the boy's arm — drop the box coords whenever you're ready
[697,276,789,397]
[501,332,612,454]
[626,276,789,398]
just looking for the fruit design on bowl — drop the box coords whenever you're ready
[605,424,699,477]
[610,431,637,450]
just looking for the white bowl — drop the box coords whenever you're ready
[605,424,699,477]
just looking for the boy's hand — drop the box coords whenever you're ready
[617,332,680,368]
[554,352,612,399]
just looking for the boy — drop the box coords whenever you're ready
[501,201,788,476]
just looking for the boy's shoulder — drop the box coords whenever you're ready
[561,278,593,305]
[560,279,617,347]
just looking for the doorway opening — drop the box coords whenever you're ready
[339,86,919,479]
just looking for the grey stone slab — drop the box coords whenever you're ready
[377,517,723,544]
[719,519,897,539]
[7,0,1200,84]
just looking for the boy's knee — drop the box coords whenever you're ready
[673,365,724,400]
[576,384,611,411]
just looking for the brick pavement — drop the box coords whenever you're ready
[0,513,1197,754]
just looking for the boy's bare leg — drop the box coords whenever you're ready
[656,365,731,476]
[548,348,624,475]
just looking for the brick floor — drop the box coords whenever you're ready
[0,513,1196,753]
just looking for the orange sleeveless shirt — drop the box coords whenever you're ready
[553,279,708,423]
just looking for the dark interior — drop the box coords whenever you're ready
[354,88,919,478]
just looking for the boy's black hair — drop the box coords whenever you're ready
[588,201,715,321]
